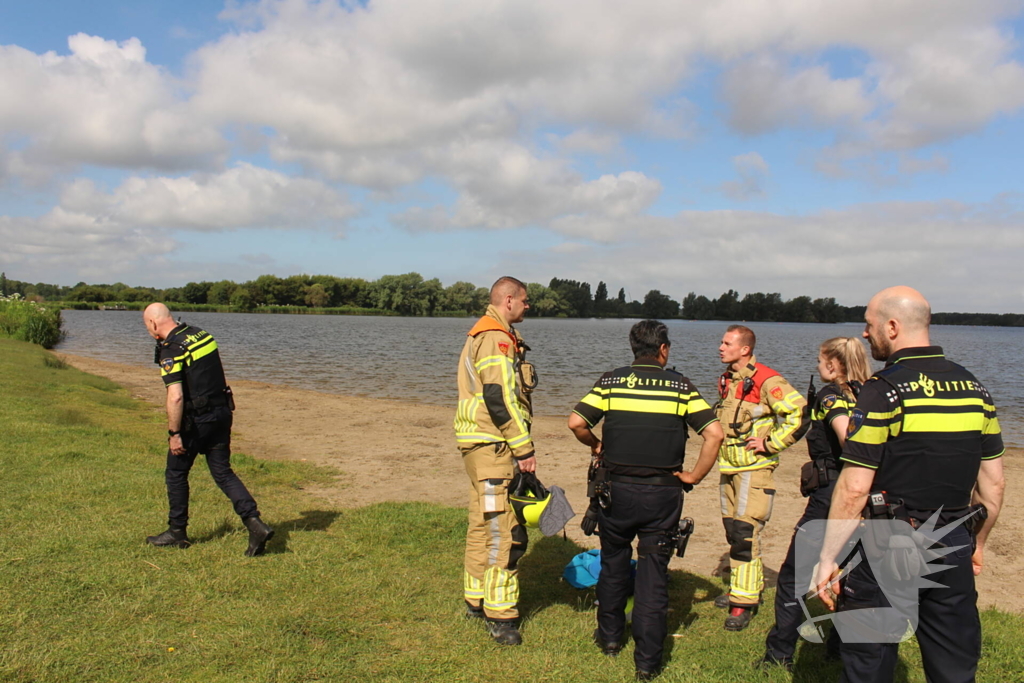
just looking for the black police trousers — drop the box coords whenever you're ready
[165,415,259,529]
[764,479,842,662]
[597,482,682,673]
[838,525,979,683]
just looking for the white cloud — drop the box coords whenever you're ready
[504,196,1024,312]
[0,164,355,273]
[719,152,771,201]
[0,34,225,180]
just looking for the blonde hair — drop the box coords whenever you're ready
[820,337,872,399]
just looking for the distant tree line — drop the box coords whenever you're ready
[0,271,1019,325]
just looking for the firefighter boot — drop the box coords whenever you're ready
[243,516,274,557]
[485,619,522,646]
[146,527,191,548]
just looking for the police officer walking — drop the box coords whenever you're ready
[142,303,273,556]
[816,286,1005,683]
[714,325,806,631]
[569,320,723,681]
[454,277,537,646]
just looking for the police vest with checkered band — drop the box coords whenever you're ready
[849,361,995,512]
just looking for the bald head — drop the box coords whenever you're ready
[143,302,176,340]
[863,286,931,360]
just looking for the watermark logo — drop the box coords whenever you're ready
[792,509,979,644]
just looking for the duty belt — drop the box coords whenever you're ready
[608,473,682,488]
[185,390,230,413]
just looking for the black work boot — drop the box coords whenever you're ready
[465,602,484,620]
[593,628,622,657]
[724,604,758,631]
[146,527,191,548]
[485,619,522,646]
[243,516,274,557]
[713,593,731,608]
[755,652,794,672]
[635,667,661,681]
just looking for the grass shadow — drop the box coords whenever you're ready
[264,509,342,555]
[517,533,596,621]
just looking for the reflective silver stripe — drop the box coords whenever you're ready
[719,481,729,517]
[487,513,500,565]
[736,471,752,517]
[483,480,499,513]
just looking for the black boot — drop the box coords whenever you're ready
[146,527,191,548]
[243,516,274,557]
[485,619,522,646]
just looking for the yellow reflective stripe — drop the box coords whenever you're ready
[689,397,712,413]
[839,456,878,470]
[464,572,485,600]
[474,355,505,371]
[903,413,985,433]
[498,355,530,437]
[189,338,218,362]
[607,388,685,399]
[580,392,605,411]
[983,416,1001,435]
[866,408,901,420]
[160,363,183,376]
[849,424,894,445]
[455,433,502,443]
[607,397,687,415]
[903,397,984,408]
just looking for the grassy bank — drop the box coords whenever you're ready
[1,338,1021,682]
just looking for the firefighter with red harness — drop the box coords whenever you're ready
[713,325,807,631]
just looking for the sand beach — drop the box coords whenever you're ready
[63,353,1024,614]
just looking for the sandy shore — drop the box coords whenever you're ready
[63,353,1023,614]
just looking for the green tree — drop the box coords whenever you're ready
[182,282,209,304]
[641,290,680,318]
[207,280,237,305]
[304,283,329,308]
[230,287,254,311]
[0,272,7,297]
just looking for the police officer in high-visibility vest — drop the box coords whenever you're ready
[569,320,723,681]
[758,337,872,671]
[816,287,1005,683]
[142,303,273,556]
[714,325,807,631]
[454,276,537,646]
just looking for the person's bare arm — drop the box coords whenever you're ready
[568,412,602,457]
[971,458,1005,576]
[830,415,850,446]
[678,421,723,485]
[166,383,186,456]
[815,465,875,610]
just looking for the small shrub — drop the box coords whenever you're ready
[43,354,69,370]
[0,294,64,348]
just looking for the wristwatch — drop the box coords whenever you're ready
[168,429,181,437]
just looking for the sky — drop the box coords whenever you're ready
[1,0,1023,312]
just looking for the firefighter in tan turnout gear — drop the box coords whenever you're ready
[454,276,537,646]
[714,325,807,631]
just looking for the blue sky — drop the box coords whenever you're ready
[2,0,1023,312]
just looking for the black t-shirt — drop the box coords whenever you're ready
[159,323,229,423]
[573,360,718,476]
[841,346,1003,511]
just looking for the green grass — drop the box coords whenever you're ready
[1,338,1021,682]
[0,296,63,348]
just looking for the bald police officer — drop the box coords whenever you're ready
[143,303,273,557]
[816,287,1005,683]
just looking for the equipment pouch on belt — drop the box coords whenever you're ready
[799,458,836,497]
[581,458,607,536]
[672,517,695,558]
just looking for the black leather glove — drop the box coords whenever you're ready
[581,500,600,536]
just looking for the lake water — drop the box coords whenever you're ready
[56,310,1024,447]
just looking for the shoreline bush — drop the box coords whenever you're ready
[0,294,63,348]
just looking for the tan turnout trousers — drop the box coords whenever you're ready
[719,467,776,606]
[462,442,528,621]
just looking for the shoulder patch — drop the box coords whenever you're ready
[822,394,837,410]
[847,408,866,437]
[770,386,784,400]
[160,357,175,373]
[497,341,510,355]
